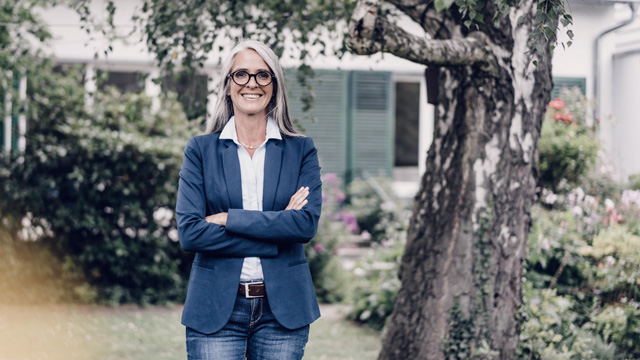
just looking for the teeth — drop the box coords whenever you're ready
[242,94,261,99]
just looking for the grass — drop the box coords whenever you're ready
[0,303,381,360]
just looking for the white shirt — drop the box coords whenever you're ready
[219,116,282,281]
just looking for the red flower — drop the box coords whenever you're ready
[565,113,574,123]
[553,112,574,123]
[549,98,566,110]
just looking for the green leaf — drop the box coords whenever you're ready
[567,30,574,39]
[434,0,456,12]
[567,40,573,47]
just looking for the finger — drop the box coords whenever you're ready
[289,188,308,203]
[294,199,308,210]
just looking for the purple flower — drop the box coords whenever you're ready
[313,243,325,253]
[325,173,338,184]
[337,192,346,203]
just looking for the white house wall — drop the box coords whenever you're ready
[612,52,640,180]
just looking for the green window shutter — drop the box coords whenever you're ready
[286,69,349,178]
[552,77,586,99]
[349,71,394,179]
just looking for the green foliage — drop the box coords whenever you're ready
[346,242,402,331]
[523,186,640,359]
[346,208,408,330]
[346,176,402,243]
[518,284,619,360]
[578,225,640,307]
[538,88,599,192]
[590,304,640,356]
[344,177,640,358]
[628,174,640,191]
[305,173,353,303]
[0,63,197,305]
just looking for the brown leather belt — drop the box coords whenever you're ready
[238,282,266,298]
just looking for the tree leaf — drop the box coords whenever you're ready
[435,0,456,12]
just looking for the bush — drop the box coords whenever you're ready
[538,88,599,192]
[0,65,196,305]
[346,252,401,330]
[589,304,640,356]
[346,176,402,242]
[305,173,353,303]
[628,174,640,191]
[346,216,407,330]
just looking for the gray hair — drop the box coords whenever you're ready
[205,40,301,137]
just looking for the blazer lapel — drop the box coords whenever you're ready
[263,140,283,211]
[221,140,243,210]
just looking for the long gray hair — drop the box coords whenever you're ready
[205,40,301,137]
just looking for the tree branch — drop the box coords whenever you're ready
[386,0,446,38]
[347,0,494,67]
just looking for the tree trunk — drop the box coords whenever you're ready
[346,1,554,359]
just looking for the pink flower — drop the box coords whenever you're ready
[324,173,337,183]
[336,192,346,203]
[549,98,566,110]
[313,243,325,252]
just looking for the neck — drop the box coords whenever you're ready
[235,114,267,144]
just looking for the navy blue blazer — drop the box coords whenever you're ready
[176,132,322,334]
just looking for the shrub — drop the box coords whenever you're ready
[0,65,196,305]
[628,174,640,191]
[346,248,401,330]
[538,88,599,192]
[589,303,640,357]
[305,173,352,303]
[346,218,406,330]
[578,225,640,304]
[346,176,401,242]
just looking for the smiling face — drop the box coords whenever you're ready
[227,49,274,120]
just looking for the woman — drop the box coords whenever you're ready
[176,40,322,360]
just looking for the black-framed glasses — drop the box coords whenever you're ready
[228,70,275,86]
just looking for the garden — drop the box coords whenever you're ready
[312,87,640,360]
[1,49,638,359]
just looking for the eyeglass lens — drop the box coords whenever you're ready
[231,70,272,86]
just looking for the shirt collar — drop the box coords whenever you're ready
[220,116,282,143]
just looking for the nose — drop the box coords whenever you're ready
[246,74,259,87]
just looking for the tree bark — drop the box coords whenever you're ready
[348,0,553,358]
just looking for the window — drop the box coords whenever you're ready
[162,72,208,121]
[97,70,145,93]
[394,82,420,167]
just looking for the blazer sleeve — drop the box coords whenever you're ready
[176,137,278,257]
[225,137,322,244]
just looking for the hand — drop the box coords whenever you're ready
[286,186,309,210]
[205,212,228,226]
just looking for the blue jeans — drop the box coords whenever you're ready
[186,294,310,360]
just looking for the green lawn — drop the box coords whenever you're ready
[0,304,380,360]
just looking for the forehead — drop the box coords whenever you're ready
[231,49,270,71]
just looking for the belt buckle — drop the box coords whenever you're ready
[243,281,263,298]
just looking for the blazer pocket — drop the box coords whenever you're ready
[288,258,308,267]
